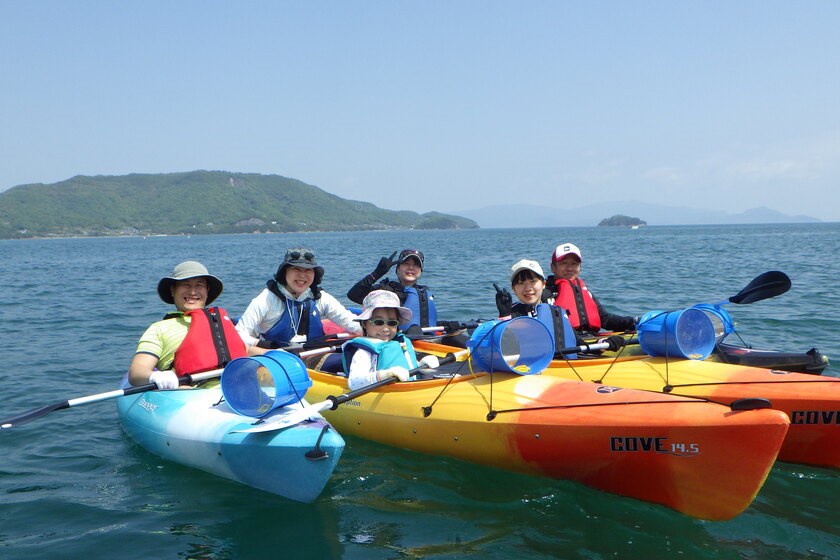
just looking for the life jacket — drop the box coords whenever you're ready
[553,278,602,332]
[173,307,247,376]
[341,333,419,374]
[514,303,576,359]
[401,285,437,329]
[262,298,325,346]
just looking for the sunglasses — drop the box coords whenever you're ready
[288,251,315,262]
[368,318,400,327]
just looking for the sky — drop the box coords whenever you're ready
[2,1,839,221]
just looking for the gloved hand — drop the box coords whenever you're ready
[418,355,440,369]
[441,320,463,334]
[149,370,179,390]
[378,366,410,382]
[373,251,399,277]
[598,335,626,352]
[493,283,513,317]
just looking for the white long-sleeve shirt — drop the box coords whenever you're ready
[235,284,362,346]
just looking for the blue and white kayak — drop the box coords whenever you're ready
[116,385,344,503]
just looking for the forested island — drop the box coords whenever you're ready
[598,214,647,227]
[0,171,478,239]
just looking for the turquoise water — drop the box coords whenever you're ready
[1,224,838,559]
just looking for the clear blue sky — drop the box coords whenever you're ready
[2,1,839,221]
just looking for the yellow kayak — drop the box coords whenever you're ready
[300,352,788,521]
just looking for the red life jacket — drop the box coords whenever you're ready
[173,307,247,376]
[553,278,601,331]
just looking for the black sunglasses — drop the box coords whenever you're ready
[288,251,315,262]
[368,318,400,327]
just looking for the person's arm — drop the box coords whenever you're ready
[346,252,398,303]
[319,292,363,334]
[346,349,378,390]
[235,289,273,347]
[346,348,409,390]
[128,352,160,386]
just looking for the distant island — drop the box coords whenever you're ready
[598,214,647,227]
[0,171,479,239]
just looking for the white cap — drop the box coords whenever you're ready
[551,243,582,263]
[510,259,545,283]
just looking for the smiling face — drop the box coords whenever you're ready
[363,308,400,341]
[512,271,545,305]
[550,255,582,281]
[171,277,208,312]
[284,266,315,297]
[396,257,422,286]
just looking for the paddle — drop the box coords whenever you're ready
[233,349,471,434]
[714,270,791,306]
[0,369,225,430]
[0,347,340,430]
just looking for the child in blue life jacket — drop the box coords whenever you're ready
[343,290,440,390]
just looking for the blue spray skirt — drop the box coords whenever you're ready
[467,317,554,374]
[221,350,312,417]
[638,309,716,360]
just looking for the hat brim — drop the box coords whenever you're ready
[510,267,545,283]
[398,256,423,269]
[158,275,223,306]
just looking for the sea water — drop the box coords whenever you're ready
[0,223,838,559]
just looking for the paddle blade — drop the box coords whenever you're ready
[728,271,791,305]
[0,401,69,429]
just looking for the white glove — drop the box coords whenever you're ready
[149,370,179,390]
[418,355,440,369]
[379,366,410,382]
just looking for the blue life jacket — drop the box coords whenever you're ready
[535,302,578,359]
[402,285,437,329]
[262,298,325,346]
[514,302,577,359]
[341,333,419,374]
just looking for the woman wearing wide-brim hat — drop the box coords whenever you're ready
[128,261,246,389]
[235,247,362,354]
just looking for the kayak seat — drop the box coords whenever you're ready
[305,352,346,376]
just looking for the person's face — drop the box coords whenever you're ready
[364,308,400,341]
[512,272,545,305]
[396,257,422,286]
[285,266,315,297]
[171,277,208,312]
[551,256,581,280]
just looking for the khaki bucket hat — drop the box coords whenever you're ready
[157,261,223,305]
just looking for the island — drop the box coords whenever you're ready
[598,214,647,227]
[0,171,479,239]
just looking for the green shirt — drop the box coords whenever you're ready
[135,314,191,370]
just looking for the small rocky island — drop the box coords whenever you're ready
[597,214,647,227]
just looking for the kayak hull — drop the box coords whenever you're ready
[420,341,839,469]
[304,365,788,520]
[116,387,344,502]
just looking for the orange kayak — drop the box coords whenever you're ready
[302,355,788,521]
[416,340,840,469]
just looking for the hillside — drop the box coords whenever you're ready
[0,171,477,238]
